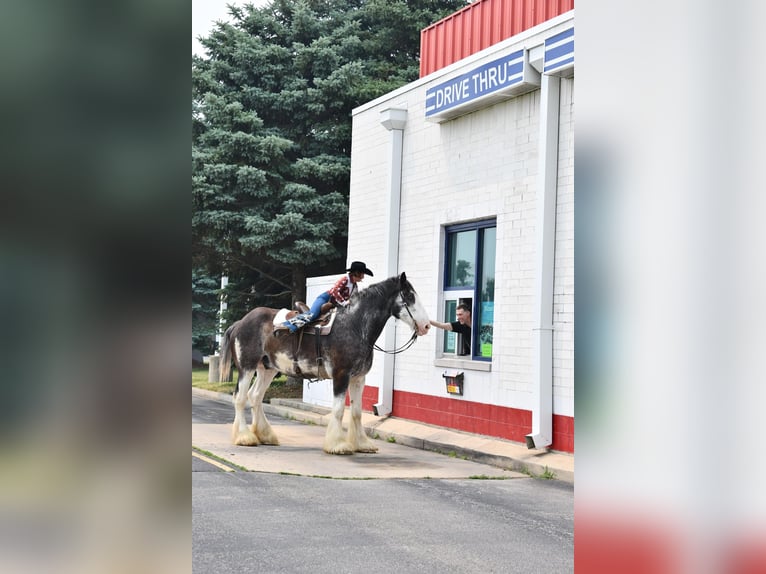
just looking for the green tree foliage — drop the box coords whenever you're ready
[193,0,467,325]
[455,259,474,286]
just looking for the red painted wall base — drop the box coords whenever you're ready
[358,385,574,453]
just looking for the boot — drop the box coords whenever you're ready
[281,320,299,333]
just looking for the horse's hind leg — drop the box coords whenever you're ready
[347,376,378,453]
[231,369,259,446]
[247,364,279,445]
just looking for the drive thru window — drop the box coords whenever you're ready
[441,219,496,361]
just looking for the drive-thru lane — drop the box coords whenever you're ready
[192,394,524,480]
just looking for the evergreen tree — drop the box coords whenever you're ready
[193,0,467,323]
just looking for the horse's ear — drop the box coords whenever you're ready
[399,271,407,285]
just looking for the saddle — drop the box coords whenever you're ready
[272,301,337,335]
[272,302,337,381]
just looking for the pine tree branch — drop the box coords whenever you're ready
[224,255,292,290]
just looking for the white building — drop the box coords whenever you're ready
[306,9,574,453]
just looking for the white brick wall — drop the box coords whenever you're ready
[553,76,574,417]
[347,22,574,418]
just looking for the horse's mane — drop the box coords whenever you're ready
[332,275,401,315]
[357,275,398,299]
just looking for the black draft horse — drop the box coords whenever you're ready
[219,273,430,454]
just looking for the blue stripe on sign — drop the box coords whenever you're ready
[544,56,574,72]
[546,27,574,46]
[545,40,574,62]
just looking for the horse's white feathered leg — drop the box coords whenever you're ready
[324,391,353,454]
[231,368,260,446]
[247,365,279,445]
[347,376,377,453]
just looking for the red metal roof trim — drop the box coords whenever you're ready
[420,0,574,77]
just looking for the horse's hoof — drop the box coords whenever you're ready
[232,427,260,446]
[356,445,379,453]
[324,443,354,455]
[233,435,260,447]
[251,425,280,445]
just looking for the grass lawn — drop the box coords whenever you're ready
[192,367,303,402]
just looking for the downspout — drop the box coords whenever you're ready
[526,73,560,449]
[373,108,407,417]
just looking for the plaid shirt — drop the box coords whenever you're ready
[328,273,357,306]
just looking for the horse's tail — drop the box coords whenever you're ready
[219,322,237,383]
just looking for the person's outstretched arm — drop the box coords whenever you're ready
[430,319,453,331]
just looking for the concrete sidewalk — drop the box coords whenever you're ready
[192,387,573,483]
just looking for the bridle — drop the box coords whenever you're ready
[372,291,419,355]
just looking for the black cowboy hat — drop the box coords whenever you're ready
[346,261,373,276]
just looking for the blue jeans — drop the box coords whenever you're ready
[283,291,331,333]
[306,291,332,321]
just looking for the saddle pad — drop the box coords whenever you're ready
[273,309,291,328]
[272,308,337,334]
[311,310,337,335]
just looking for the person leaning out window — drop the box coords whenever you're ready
[430,303,471,356]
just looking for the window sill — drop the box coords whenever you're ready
[433,357,492,372]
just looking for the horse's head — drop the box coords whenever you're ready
[394,272,431,337]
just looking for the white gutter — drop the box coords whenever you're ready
[526,71,560,449]
[373,108,407,417]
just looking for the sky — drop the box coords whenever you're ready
[192,1,238,56]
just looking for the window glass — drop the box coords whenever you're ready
[443,300,457,353]
[478,227,496,358]
[447,230,476,287]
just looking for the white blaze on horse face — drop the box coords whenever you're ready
[411,292,431,336]
[400,292,430,336]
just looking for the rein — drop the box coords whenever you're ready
[371,292,419,355]
[373,331,418,354]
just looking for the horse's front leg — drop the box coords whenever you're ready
[323,375,353,455]
[347,376,377,453]
[247,365,279,445]
[231,369,259,446]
